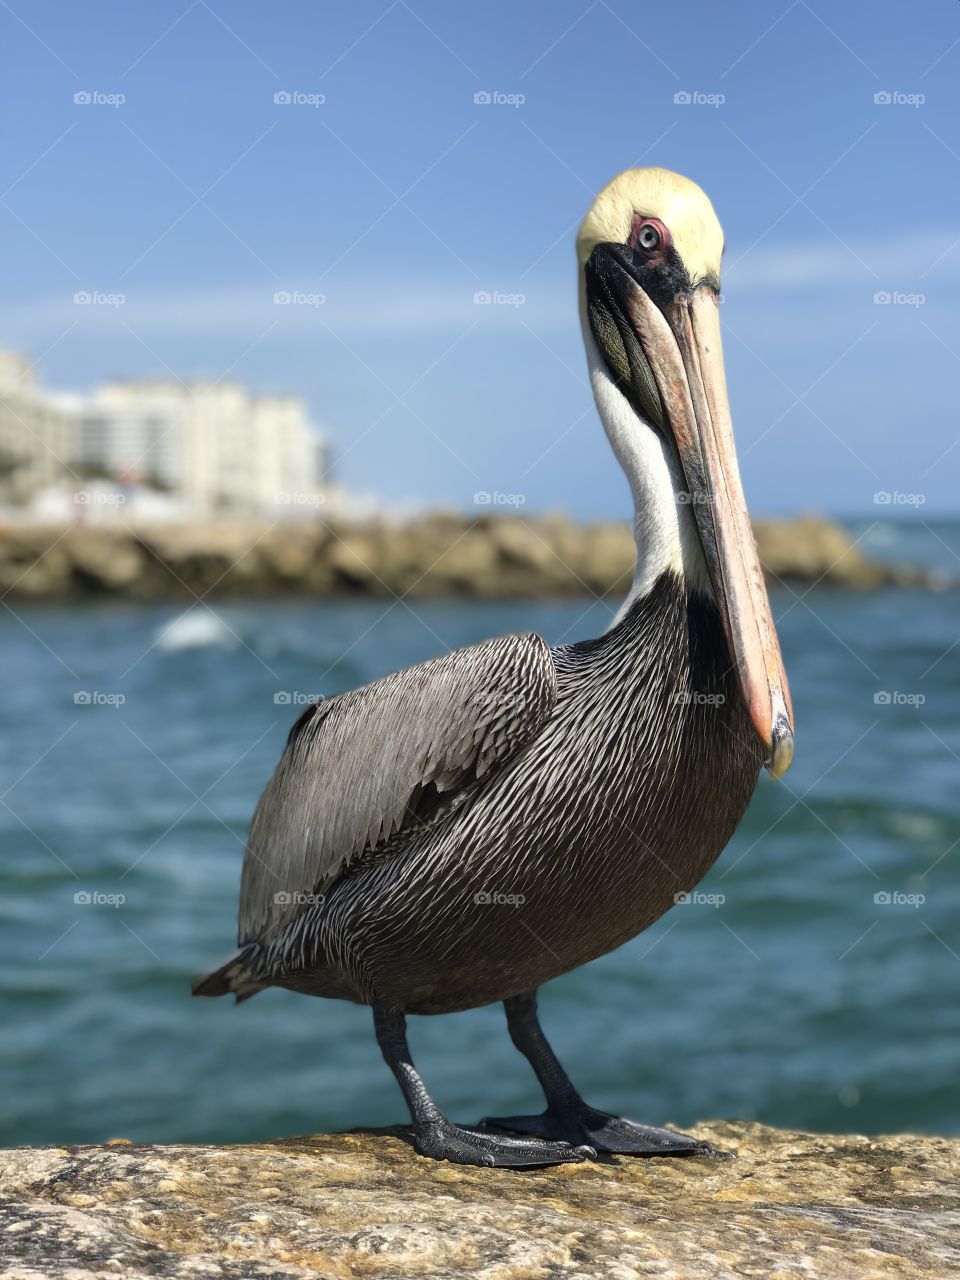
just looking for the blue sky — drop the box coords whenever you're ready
[2,0,958,516]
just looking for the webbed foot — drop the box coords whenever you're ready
[413,1118,595,1167]
[484,1106,725,1157]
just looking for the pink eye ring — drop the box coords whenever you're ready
[628,215,671,255]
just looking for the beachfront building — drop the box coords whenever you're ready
[77,380,182,491]
[78,380,328,518]
[0,349,331,520]
[0,351,73,503]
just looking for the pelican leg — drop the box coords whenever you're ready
[372,1005,594,1168]
[484,990,724,1157]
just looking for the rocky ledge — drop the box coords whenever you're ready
[0,1123,957,1278]
[0,513,942,602]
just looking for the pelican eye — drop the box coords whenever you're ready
[628,214,670,257]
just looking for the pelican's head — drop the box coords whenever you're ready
[579,167,794,778]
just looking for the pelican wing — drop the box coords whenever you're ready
[239,632,557,944]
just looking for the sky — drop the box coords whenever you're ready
[1,0,959,518]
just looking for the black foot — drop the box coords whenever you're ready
[483,1106,724,1158]
[412,1119,595,1168]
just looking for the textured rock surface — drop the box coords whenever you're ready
[0,513,942,601]
[0,1123,957,1278]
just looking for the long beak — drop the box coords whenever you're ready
[623,283,794,777]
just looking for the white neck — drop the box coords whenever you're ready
[584,329,710,625]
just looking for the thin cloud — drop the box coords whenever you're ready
[4,281,573,344]
[727,230,960,290]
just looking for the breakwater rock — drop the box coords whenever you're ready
[0,1123,957,1278]
[0,514,939,602]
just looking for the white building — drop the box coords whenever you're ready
[0,351,73,502]
[78,380,328,517]
[0,353,331,520]
[77,380,182,490]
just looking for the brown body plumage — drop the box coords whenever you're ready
[199,573,760,1013]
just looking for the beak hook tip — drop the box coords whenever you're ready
[766,715,795,779]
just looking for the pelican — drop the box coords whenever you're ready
[194,167,794,1168]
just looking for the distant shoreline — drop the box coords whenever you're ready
[0,513,946,602]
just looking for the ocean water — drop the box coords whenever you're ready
[1,519,958,1148]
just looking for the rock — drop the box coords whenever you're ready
[68,528,144,593]
[0,514,942,602]
[579,521,637,594]
[0,1124,956,1278]
[258,526,323,581]
[751,515,935,589]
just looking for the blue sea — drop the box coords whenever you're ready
[2,518,958,1148]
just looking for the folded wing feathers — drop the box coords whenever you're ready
[238,632,556,944]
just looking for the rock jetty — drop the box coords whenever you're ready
[0,513,939,602]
